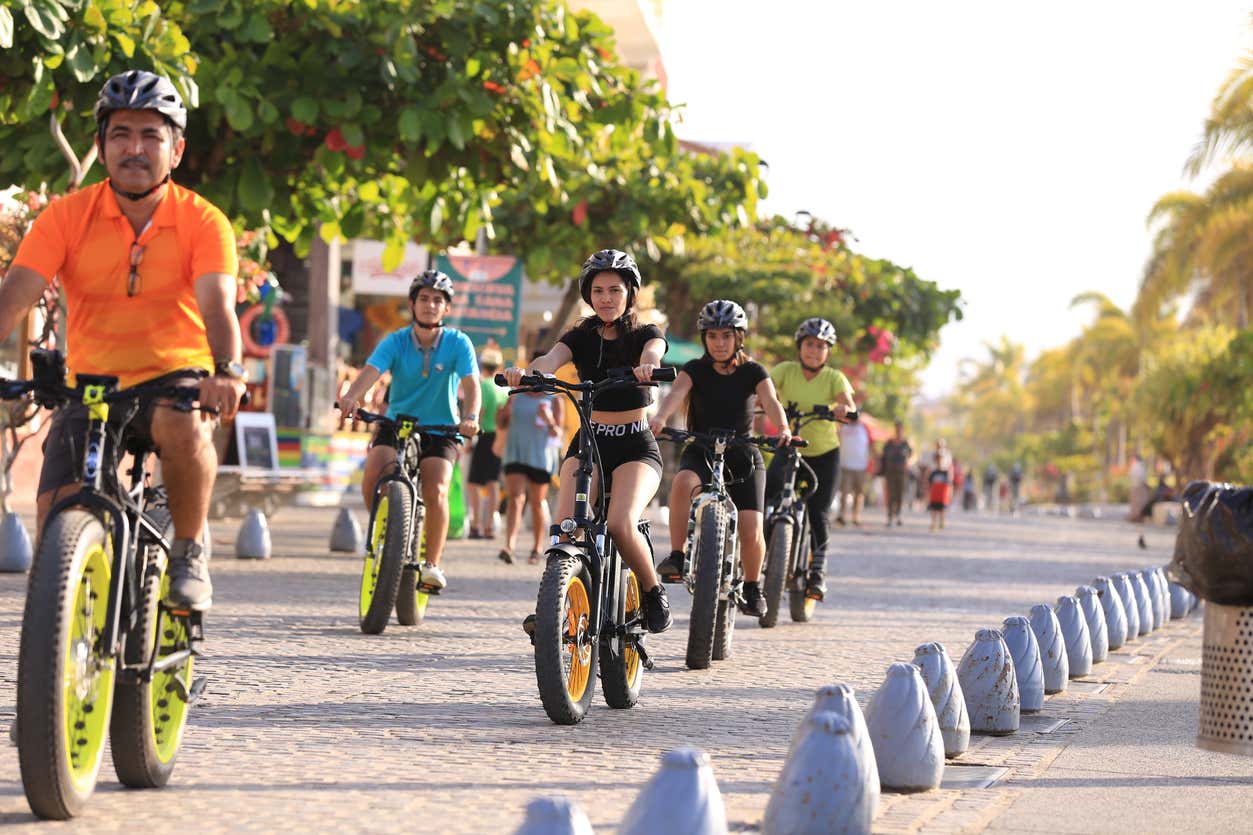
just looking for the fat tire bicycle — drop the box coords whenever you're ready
[658,428,796,669]
[497,366,676,725]
[4,349,227,819]
[760,404,856,627]
[349,408,462,634]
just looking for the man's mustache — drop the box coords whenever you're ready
[120,156,150,169]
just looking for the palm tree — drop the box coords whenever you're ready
[1136,165,1253,329]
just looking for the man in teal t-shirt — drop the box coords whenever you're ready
[338,270,480,590]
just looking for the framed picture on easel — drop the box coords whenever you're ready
[234,412,279,471]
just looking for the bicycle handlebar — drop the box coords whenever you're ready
[496,366,677,393]
[0,377,233,415]
[340,406,465,440]
[658,427,806,450]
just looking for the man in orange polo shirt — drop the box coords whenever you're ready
[0,70,245,610]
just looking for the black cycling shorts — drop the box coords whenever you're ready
[38,368,206,496]
[564,418,663,493]
[370,424,460,463]
[678,443,766,512]
[504,463,552,485]
[467,431,502,483]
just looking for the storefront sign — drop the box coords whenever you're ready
[436,254,523,348]
[351,240,429,296]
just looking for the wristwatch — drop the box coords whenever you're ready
[214,360,249,382]
[464,413,478,422]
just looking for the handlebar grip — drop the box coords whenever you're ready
[652,367,677,383]
[844,410,859,421]
[493,374,507,386]
[791,438,809,447]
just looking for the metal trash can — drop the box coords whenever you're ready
[1199,602,1253,755]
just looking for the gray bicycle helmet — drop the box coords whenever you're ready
[794,317,837,346]
[697,299,749,332]
[408,269,455,302]
[579,249,641,304]
[94,70,187,134]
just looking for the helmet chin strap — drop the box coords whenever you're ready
[109,173,170,202]
[801,361,825,373]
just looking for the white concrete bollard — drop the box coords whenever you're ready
[1129,572,1154,635]
[0,511,32,572]
[1112,573,1141,641]
[788,684,876,773]
[1075,585,1109,664]
[957,629,1020,735]
[620,748,727,835]
[1140,568,1164,631]
[235,509,271,560]
[1001,616,1045,713]
[865,662,946,791]
[1093,576,1128,650]
[515,797,595,835]
[1055,596,1093,678]
[911,642,971,758]
[329,507,364,553]
[1029,604,1069,693]
[764,712,878,835]
[1168,582,1190,619]
[1153,567,1172,625]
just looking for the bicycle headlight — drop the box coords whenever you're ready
[559,518,577,534]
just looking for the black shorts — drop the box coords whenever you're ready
[38,368,206,496]
[564,419,663,492]
[468,431,502,483]
[370,425,461,463]
[504,463,552,485]
[678,443,766,512]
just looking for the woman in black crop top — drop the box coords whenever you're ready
[648,299,790,619]
[501,249,672,633]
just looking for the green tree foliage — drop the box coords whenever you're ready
[0,0,709,269]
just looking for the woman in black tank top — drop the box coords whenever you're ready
[648,300,790,619]
[501,249,672,633]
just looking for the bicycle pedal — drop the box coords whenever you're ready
[188,676,208,703]
[417,584,443,594]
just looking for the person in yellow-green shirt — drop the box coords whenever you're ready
[767,317,856,600]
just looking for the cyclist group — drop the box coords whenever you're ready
[0,70,862,808]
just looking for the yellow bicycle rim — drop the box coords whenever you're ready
[360,495,389,618]
[563,575,592,701]
[63,543,115,789]
[624,573,642,683]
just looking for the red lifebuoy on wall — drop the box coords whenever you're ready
[239,305,291,358]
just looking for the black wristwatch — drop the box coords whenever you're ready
[214,360,249,382]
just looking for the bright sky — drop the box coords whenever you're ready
[660,1,1252,396]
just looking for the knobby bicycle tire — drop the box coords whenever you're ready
[111,509,194,788]
[360,482,410,634]
[759,519,792,629]
[789,514,817,623]
[712,520,739,661]
[18,509,117,819]
[601,567,643,709]
[396,505,426,626]
[685,506,723,670]
[534,554,597,724]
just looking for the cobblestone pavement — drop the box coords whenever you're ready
[0,504,1229,831]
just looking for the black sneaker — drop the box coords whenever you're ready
[738,581,767,617]
[166,540,212,611]
[655,550,686,584]
[522,614,537,642]
[805,570,827,601]
[642,585,672,633]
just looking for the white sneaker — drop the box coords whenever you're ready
[419,563,447,591]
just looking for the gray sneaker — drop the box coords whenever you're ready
[166,539,212,610]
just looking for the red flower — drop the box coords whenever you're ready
[325,127,348,152]
[482,80,505,94]
[346,144,365,160]
[572,199,588,226]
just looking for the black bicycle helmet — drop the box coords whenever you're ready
[697,299,749,332]
[408,269,455,302]
[94,70,187,134]
[579,249,641,304]
[794,317,837,346]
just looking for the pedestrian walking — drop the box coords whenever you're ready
[1008,460,1024,515]
[880,421,912,526]
[982,462,998,512]
[836,410,871,527]
[493,351,563,565]
[928,439,954,531]
[467,347,506,540]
